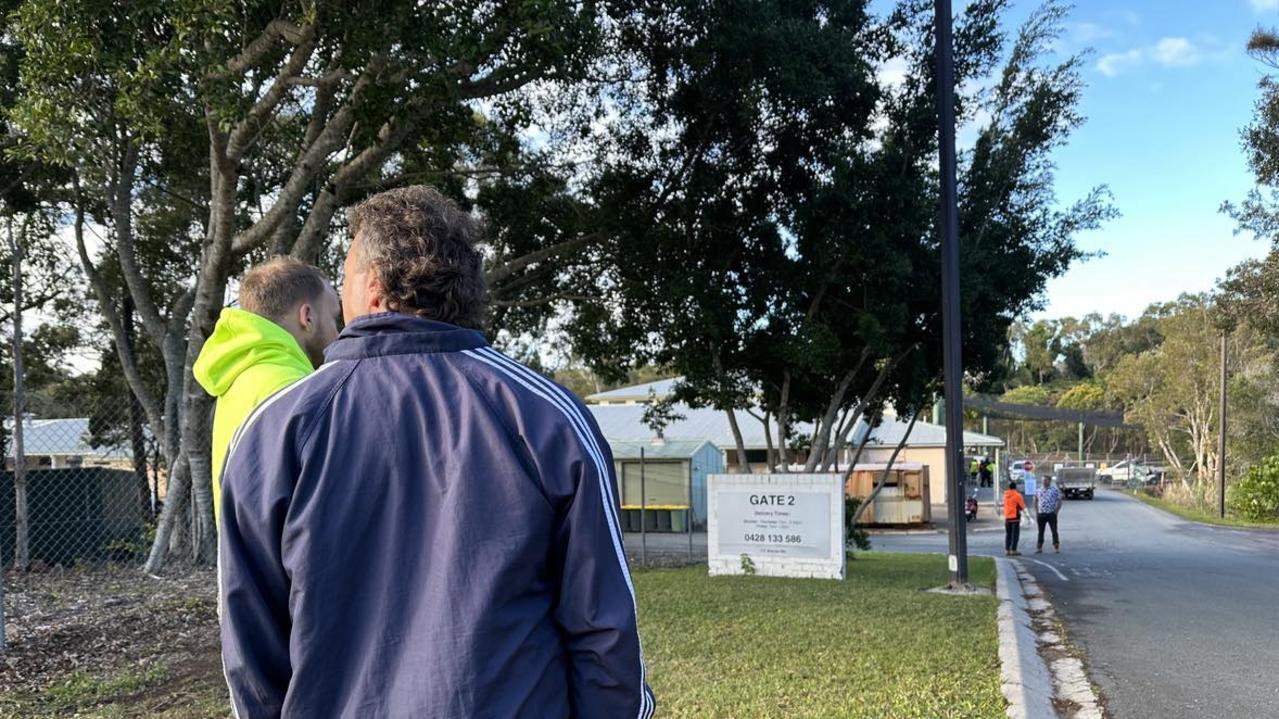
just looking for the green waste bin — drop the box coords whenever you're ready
[670,508,687,533]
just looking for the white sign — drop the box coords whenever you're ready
[707,474,844,580]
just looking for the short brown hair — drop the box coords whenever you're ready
[239,256,330,323]
[347,186,489,329]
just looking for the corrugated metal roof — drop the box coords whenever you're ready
[608,439,715,460]
[871,419,1004,448]
[586,377,683,403]
[4,418,132,460]
[587,403,1003,451]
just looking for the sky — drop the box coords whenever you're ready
[1010,0,1278,320]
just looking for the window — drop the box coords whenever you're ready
[620,461,687,506]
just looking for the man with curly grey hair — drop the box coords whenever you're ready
[218,185,654,719]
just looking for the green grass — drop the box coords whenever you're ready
[635,553,1003,719]
[2,554,1002,719]
[1,665,175,719]
[1127,490,1279,530]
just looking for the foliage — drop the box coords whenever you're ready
[641,388,685,440]
[1229,455,1279,521]
[1056,381,1105,410]
[844,496,873,552]
[1223,27,1279,246]
[567,0,1109,470]
[7,0,640,567]
[1001,384,1052,406]
[1108,296,1277,484]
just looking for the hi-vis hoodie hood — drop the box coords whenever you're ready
[193,308,313,524]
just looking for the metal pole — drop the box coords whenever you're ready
[687,462,694,561]
[935,0,968,587]
[1078,422,1084,463]
[9,216,28,573]
[1,218,11,652]
[1219,332,1227,519]
[640,447,647,568]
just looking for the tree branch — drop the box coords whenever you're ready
[492,292,595,309]
[110,137,167,344]
[72,177,165,433]
[207,19,309,81]
[486,234,597,286]
[232,58,386,256]
[227,32,319,161]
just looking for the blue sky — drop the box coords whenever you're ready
[1012,0,1278,320]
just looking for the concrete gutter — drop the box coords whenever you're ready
[996,558,1105,719]
[995,557,1058,718]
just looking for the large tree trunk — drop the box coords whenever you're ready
[724,409,750,474]
[804,356,867,472]
[776,374,792,469]
[761,411,776,472]
[146,452,189,572]
[123,297,152,520]
[850,413,919,527]
[821,347,912,472]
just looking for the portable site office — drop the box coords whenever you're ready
[609,439,724,533]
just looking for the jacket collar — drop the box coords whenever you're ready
[324,312,488,361]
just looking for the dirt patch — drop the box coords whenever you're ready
[1,566,224,716]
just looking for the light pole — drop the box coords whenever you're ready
[934,0,968,587]
[1218,331,1227,519]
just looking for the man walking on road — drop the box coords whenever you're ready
[1004,480,1027,556]
[217,186,654,719]
[1036,475,1063,553]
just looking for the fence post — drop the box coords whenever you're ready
[687,461,694,561]
[639,447,647,568]
[9,216,29,572]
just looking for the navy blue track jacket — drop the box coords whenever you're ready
[218,312,655,719]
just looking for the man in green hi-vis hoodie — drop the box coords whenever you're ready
[193,256,340,525]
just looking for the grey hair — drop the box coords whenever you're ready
[347,186,489,329]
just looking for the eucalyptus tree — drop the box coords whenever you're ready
[9,0,626,568]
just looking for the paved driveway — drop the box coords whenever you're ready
[872,488,1279,718]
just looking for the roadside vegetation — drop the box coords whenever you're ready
[1129,489,1279,529]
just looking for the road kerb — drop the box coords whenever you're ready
[996,556,1058,719]
[1001,558,1106,719]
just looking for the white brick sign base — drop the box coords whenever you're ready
[707,474,845,580]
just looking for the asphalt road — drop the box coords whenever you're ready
[871,488,1279,719]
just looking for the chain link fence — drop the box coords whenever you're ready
[2,400,160,572]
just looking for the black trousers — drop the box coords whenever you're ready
[1004,519,1021,551]
[1037,511,1060,547]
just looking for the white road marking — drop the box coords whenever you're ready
[1028,557,1070,582]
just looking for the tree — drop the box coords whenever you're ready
[1019,319,1059,384]
[565,0,1110,476]
[1222,28,1279,246]
[10,0,631,569]
[641,389,685,442]
[1107,296,1272,485]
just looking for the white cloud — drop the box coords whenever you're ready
[1096,49,1142,77]
[1251,0,1279,11]
[1068,21,1115,44]
[877,56,910,89]
[1095,37,1204,77]
[1152,37,1200,66]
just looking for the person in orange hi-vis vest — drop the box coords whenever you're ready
[1003,480,1027,556]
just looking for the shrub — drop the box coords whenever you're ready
[844,497,872,552]
[1230,457,1279,521]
